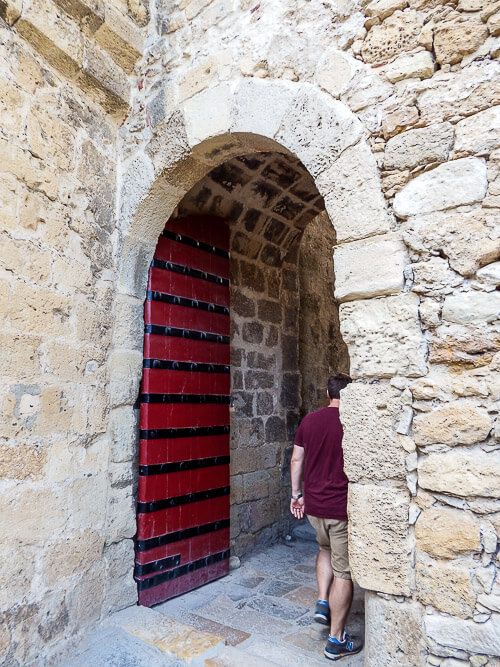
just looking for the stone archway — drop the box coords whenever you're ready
[107,78,426,651]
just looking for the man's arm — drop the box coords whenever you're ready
[290,444,305,519]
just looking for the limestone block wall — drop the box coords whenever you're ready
[0,0,499,663]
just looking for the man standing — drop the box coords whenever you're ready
[290,374,362,661]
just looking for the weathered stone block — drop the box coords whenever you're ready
[0,485,67,544]
[349,484,412,595]
[365,594,425,667]
[415,507,481,558]
[425,611,500,657]
[393,158,488,218]
[276,86,363,178]
[365,0,408,21]
[341,383,409,483]
[265,416,287,442]
[315,49,361,98]
[319,141,391,243]
[340,294,427,378]
[0,543,36,612]
[256,393,274,416]
[102,539,136,613]
[455,106,500,156]
[442,291,500,324]
[108,349,143,408]
[403,207,499,277]
[434,17,488,65]
[244,370,274,390]
[418,449,500,497]
[382,50,434,83]
[416,60,500,125]
[361,10,423,64]
[257,299,281,324]
[109,406,138,463]
[43,529,104,586]
[429,323,500,368]
[334,234,406,302]
[0,444,46,480]
[384,123,454,171]
[411,256,463,295]
[232,78,297,138]
[416,559,477,618]
[182,82,235,147]
[413,402,492,446]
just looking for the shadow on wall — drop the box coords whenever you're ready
[299,211,349,416]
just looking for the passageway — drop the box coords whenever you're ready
[155,530,365,666]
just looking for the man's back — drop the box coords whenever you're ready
[294,406,348,520]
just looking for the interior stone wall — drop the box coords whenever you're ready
[172,152,326,555]
[298,211,349,415]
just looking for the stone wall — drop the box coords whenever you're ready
[0,0,499,663]
[299,212,349,414]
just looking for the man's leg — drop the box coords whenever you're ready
[316,546,334,601]
[323,520,362,660]
[307,516,333,624]
[329,577,353,639]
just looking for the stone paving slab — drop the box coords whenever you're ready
[63,626,183,667]
[156,539,365,666]
[103,606,224,665]
[183,614,251,647]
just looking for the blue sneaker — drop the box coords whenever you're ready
[314,599,330,625]
[324,633,362,660]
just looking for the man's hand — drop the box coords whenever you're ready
[290,496,305,519]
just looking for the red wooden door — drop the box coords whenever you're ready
[135,216,231,607]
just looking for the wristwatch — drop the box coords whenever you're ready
[291,493,303,500]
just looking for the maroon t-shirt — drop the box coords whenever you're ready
[294,406,348,520]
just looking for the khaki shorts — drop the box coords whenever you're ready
[307,515,351,580]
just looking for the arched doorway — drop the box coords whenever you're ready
[132,150,349,607]
[109,80,417,659]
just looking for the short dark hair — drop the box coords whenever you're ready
[327,374,352,399]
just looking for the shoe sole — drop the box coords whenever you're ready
[324,646,362,660]
[314,613,330,625]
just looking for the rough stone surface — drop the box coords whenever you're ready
[413,402,492,447]
[416,559,477,618]
[384,123,454,171]
[340,294,427,378]
[334,234,407,302]
[393,158,488,217]
[434,17,489,65]
[442,291,500,325]
[403,207,500,277]
[319,141,391,243]
[1,0,499,661]
[341,382,409,483]
[425,613,500,657]
[364,594,425,667]
[419,450,500,497]
[349,484,412,595]
[455,106,500,156]
[382,50,435,84]
[415,508,481,558]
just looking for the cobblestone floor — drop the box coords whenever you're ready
[156,539,365,666]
